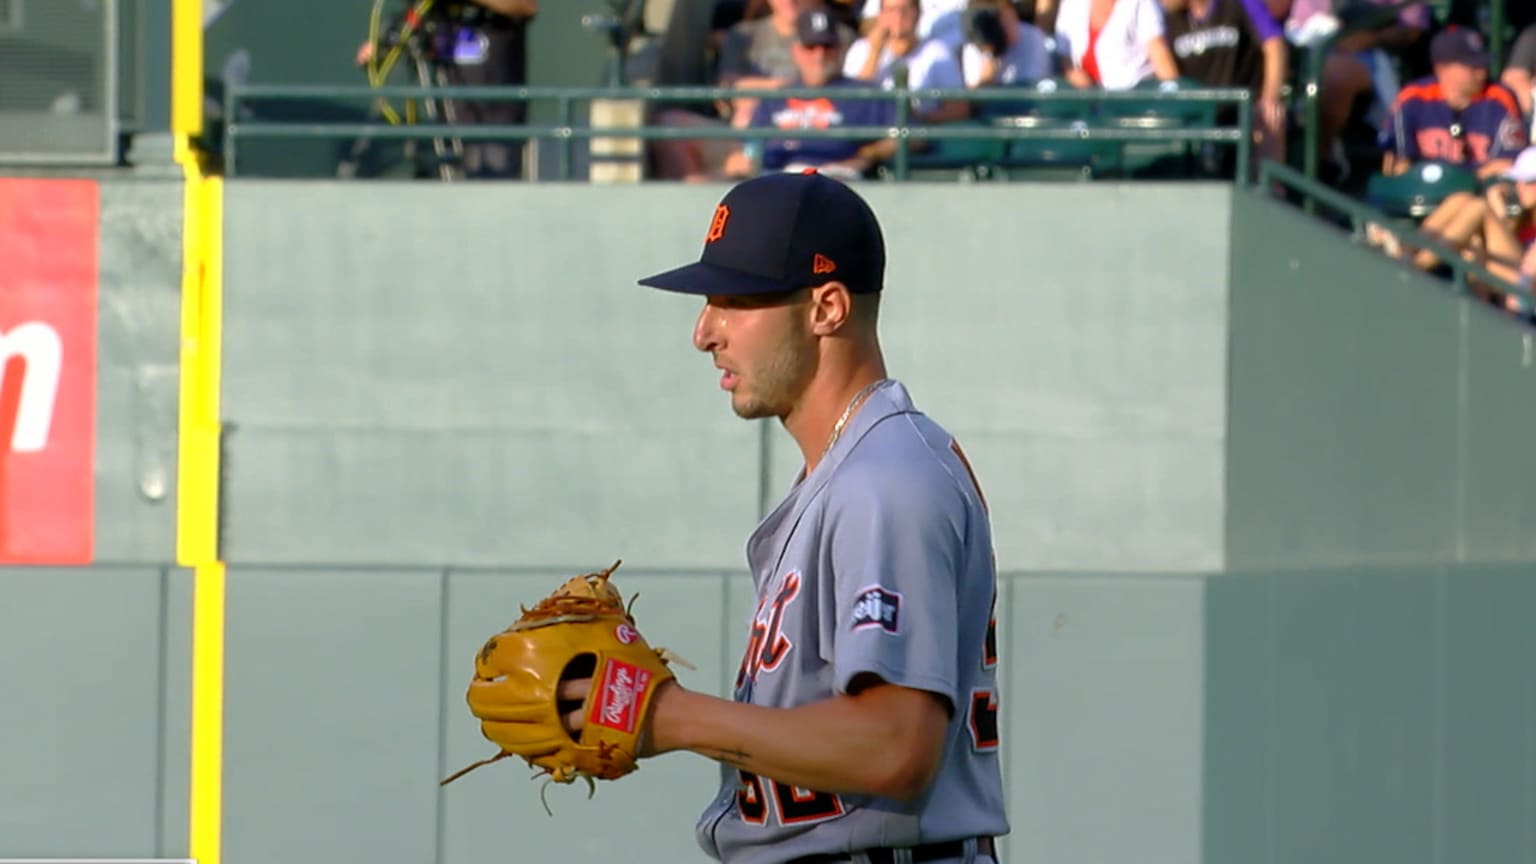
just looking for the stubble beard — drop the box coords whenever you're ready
[730,327,816,421]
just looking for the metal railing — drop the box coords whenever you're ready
[221,82,1255,182]
[1260,160,1534,315]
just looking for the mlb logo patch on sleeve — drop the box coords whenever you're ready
[851,586,901,634]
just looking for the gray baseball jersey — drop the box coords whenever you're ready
[694,379,1009,864]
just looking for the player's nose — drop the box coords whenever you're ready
[693,302,722,353]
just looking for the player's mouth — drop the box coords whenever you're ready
[720,370,740,391]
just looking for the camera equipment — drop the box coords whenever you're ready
[351,0,469,180]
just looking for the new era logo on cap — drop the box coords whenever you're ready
[637,171,885,297]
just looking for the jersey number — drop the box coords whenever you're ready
[968,603,1001,752]
[736,770,845,825]
[953,438,1002,754]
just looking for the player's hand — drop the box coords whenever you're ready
[557,678,591,735]
[558,676,681,758]
[1065,67,1094,89]
[356,41,375,67]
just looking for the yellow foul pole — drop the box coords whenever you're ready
[172,2,226,863]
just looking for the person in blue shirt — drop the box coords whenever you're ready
[1383,27,1527,177]
[722,9,901,181]
[1373,27,1530,275]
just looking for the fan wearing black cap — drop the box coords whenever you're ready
[720,9,903,180]
[618,172,1010,863]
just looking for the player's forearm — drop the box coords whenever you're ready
[649,683,945,801]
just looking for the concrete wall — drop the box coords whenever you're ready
[217,181,1233,573]
[0,179,1531,864]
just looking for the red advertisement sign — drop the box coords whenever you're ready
[0,178,97,564]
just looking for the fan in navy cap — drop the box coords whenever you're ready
[624,168,1011,864]
[716,8,902,180]
[1429,26,1489,69]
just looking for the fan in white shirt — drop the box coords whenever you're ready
[845,0,971,121]
[860,0,970,49]
[1053,0,1179,90]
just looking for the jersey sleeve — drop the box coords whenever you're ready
[823,458,964,710]
[1490,85,1530,157]
[1237,0,1284,43]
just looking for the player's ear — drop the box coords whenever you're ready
[808,281,852,335]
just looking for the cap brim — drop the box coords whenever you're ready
[638,260,798,296]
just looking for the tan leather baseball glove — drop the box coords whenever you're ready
[441,561,688,810]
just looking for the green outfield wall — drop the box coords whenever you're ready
[0,180,1531,864]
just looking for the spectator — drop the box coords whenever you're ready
[960,0,1055,91]
[440,0,536,178]
[1374,29,1528,272]
[720,0,856,89]
[1052,0,1180,90]
[719,0,858,141]
[651,0,853,180]
[722,9,901,180]
[1503,23,1536,120]
[844,0,970,122]
[1161,0,1289,175]
[1382,28,1525,178]
[1481,147,1536,287]
[355,0,536,179]
[1281,0,1430,182]
[859,0,970,49]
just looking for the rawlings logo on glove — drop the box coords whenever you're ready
[441,560,690,813]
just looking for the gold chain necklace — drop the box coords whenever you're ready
[824,379,888,456]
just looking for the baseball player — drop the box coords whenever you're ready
[620,171,1009,863]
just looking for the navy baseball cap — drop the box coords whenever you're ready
[1430,27,1489,68]
[638,171,886,297]
[796,9,841,47]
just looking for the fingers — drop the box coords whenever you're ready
[558,678,591,702]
